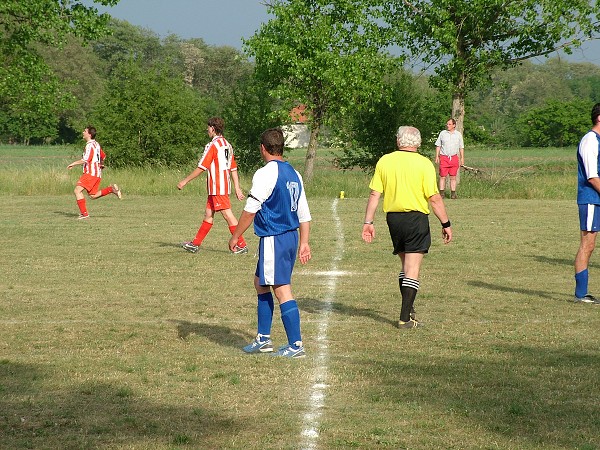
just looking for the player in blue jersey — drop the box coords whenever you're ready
[229,128,312,357]
[574,103,600,304]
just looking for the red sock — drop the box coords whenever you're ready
[100,186,113,197]
[77,198,87,215]
[229,225,246,247]
[193,221,213,246]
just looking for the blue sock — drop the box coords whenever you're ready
[257,292,274,337]
[280,300,302,349]
[575,269,589,298]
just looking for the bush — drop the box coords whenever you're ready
[90,60,210,167]
[515,99,590,147]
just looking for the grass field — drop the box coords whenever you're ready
[1,145,599,449]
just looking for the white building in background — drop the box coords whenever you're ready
[283,124,310,148]
[282,105,310,149]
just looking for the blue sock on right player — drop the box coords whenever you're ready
[280,300,302,349]
[575,269,589,298]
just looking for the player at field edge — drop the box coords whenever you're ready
[229,128,312,358]
[177,117,248,254]
[67,125,121,219]
[435,118,464,199]
[574,102,600,305]
[362,125,452,328]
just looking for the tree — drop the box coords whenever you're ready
[467,59,600,145]
[90,18,163,73]
[224,75,282,172]
[0,0,119,142]
[91,60,209,167]
[379,0,600,133]
[337,69,446,170]
[244,0,398,181]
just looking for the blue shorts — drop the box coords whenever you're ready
[579,204,600,232]
[255,230,299,286]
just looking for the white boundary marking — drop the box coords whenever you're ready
[300,198,344,449]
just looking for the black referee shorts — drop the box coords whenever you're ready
[386,211,431,255]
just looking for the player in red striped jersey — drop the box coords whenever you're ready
[177,117,248,254]
[67,125,122,219]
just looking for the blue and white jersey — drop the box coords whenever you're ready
[577,130,600,205]
[244,160,311,237]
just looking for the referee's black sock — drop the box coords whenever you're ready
[400,278,419,322]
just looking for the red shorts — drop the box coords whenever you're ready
[439,155,460,177]
[206,194,231,212]
[77,174,101,195]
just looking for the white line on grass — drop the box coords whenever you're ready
[300,198,344,449]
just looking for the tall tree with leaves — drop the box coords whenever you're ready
[244,0,398,181]
[0,0,118,142]
[379,0,600,133]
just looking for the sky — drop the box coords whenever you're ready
[84,0,271,49]
[84,0,600,66]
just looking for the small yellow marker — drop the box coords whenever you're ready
[339,191,345,199]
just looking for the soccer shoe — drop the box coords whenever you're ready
[232,244,249,254]
[274,342,306,358]
[181,242,199,253]
[572,294,600,304]
[398,319,423,329]
[112,184,122,199]
[78,213,89,220]
[451,192,458,199]
[243,335,274,353]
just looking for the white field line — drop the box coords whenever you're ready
[300,198,344,449]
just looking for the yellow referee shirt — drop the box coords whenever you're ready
[369,150,439,214]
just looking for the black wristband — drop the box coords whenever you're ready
[441,220,451,228]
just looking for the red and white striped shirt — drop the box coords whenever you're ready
[198,135,237,195]
[82,139,103,177]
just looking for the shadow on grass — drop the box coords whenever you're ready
[156,242,232,254]
[170,320,253,348]
[530,254,600,270]
[298,297,397,328]
[368,344,600,448]
[53,210,79,218]
[0,360,236,448]
[466,280,569,301]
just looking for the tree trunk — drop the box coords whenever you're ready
[303,122,320,183]
[452,93,465,134]
[451,91,466,186]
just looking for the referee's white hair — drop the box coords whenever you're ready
[396,126,421,148]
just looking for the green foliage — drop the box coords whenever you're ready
[244,0,399,179]
[515,99,590,147]
[224,76,281,173]
[91,18,164,71]
[337,70,446,170]
[469,59,600,145]
[0,52,74,143]
[378,0,600,130]
[90,61,209,167]
[0,0,117,142]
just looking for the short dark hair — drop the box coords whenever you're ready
[260,128,284,156]
[86,126,96,139]
[207,117,224,135]
[592,103,600,126]
[448,118,456,125]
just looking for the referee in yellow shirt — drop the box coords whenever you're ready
[362,126,452,328]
